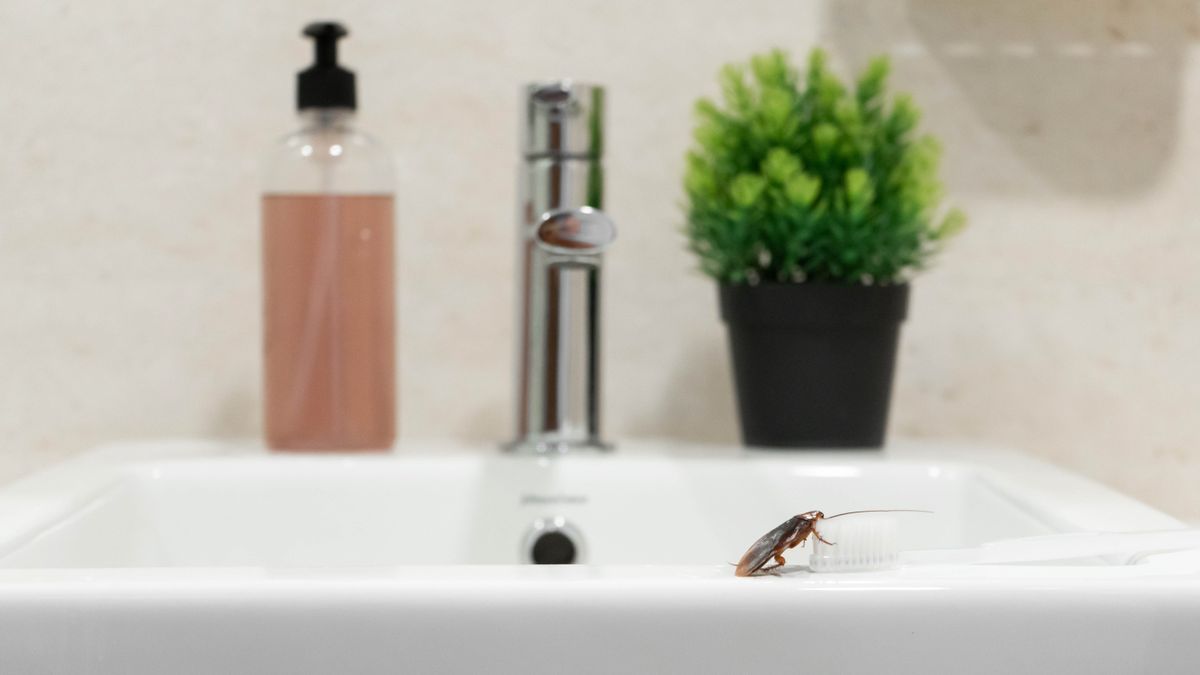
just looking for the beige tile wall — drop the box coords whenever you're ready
[2,0,1198,518]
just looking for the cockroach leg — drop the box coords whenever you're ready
[814,530,835,546]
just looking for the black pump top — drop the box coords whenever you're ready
[297,22,356,111]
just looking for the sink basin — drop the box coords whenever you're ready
[0,439,1197,673]
[0,444,1060,568]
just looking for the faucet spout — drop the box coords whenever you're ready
[509,82,613,453]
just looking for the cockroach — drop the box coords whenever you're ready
[734,509,932,577]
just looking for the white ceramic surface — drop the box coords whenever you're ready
[0,440,1197,674]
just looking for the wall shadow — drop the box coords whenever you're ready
[827,0,1196,196]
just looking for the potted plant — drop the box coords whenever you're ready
[684,49,964,448]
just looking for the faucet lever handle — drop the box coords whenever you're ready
[534,206,616,256]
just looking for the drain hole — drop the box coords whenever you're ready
[530,530,577,564]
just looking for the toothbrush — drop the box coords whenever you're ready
[808,513,1200,573]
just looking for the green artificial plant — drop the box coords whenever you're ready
[684,49,965,285]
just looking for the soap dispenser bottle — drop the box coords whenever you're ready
[261,22,396,451]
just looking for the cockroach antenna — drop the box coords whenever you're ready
[823,509,933,520]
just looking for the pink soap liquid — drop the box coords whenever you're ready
[262,194,395,451]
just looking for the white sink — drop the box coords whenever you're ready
[0,440,1197,674]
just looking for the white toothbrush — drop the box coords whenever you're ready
[808,513,1200,573]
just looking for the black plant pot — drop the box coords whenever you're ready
[719,282,909,448]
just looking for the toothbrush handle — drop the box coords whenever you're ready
[903,530,1200,566]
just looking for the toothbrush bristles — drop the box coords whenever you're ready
[809,511,924,573]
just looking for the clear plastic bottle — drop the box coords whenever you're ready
[261,22,396,451]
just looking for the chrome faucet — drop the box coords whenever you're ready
[508,81,616,453]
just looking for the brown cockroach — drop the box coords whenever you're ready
[734,509,932,577]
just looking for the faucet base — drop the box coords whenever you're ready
[502,438,614,454]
